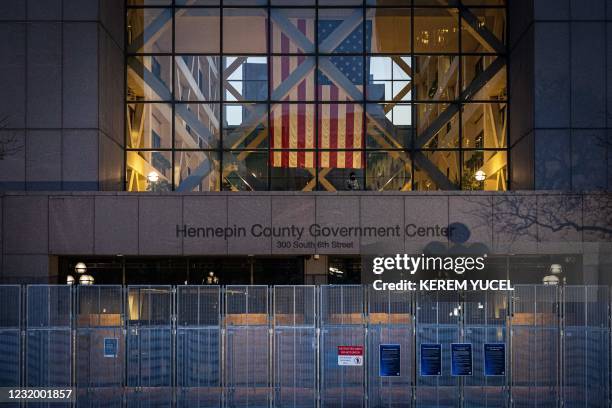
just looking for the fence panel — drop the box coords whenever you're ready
[0,285,21,408]
[126,286,173,407]
[367,288,414,408]
[273,285,317,408]
[176,285,221,407]
[26,285,72,408]
[76,285,124,407]
[463,290,509,408]
[415,291,461,408]
[225,285,270,407]
[562,286,609,408]
[511,285,559,408]
[320,285,366,408]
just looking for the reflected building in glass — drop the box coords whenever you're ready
[126,1,507,192]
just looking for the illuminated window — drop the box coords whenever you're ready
[126,1,507,191]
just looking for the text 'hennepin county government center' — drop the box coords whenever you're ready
[0,0,612,407]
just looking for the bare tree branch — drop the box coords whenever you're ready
[465,194,612,244]
[0,116,23,160]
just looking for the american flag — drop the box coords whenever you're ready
[270,18,368,169]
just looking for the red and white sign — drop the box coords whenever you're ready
[338,346,364,366]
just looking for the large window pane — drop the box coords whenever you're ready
[127,56,172,101]
[270,56,316,102]
[175,103,220,149]
[223,8,268,53]
[413,0,455,5]
[366,0,412,5]
[127,151,172,192]
[462,0,505,7]
[319,0,364,5]
[224,57,268,102]
[462,103,507,149]
[224,103,268,149]
[413,8,459,54]
[462,56,506,99]
[174,150,220,192]
[318,9,364,54]
[175,8,220,53]
[318,160,364,191]
[461,8,506,53]
[270,103,316,152]
[175,56,221,102]
[176,0,219,4]
[366,103,412,148]
[318,103,364,150]
[367,56,412,102]
[224,0,267,4]
[128,0,171,4]
[318,57,364,102]
[271,150,317,170]
[272,0,315,4]
[127,8,172,53]
[413,150,460,190]
[462,150,507,191]
[271,9,316,54]
[413,55,459,101]
[126,103,172,149]
[367,8,411,54]
[223,151,268,191]
[270,161,314,191]
[415,103,459,149]
[366,151,412,191]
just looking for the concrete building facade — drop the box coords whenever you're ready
[0,0,609,285]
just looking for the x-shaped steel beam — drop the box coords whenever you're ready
[133,7,505,191]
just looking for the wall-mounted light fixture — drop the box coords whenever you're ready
[74,262,87,274]
[474,170,487,182]
[79,274,94,285]
[147,171,159,183]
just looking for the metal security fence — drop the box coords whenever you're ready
[26,285,72,408]
[0,284,611,407]
[176,285,221,407]
[320,285,366,408]
[126,286,173,407]
[225,285,270,407]
[561,286,609,408]
[76,285,124,407]
[273,286,317,408]
[463,290,509,407]
[367,287,413,408]
[415,290,461,408]
[511,285,560,408]
[0,285,20,408]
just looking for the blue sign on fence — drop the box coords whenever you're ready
[379,344,401,377]
[451,343,472,376]
[484,343,506,376]
[104,337,118,358]
[420,343,441,376]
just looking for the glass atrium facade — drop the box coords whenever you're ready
[126,0,507,192]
